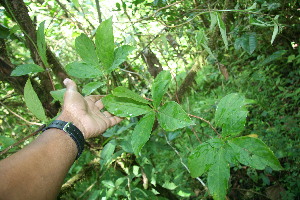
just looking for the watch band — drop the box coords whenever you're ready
[42,120,85,160]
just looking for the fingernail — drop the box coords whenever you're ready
[64,78,71,85]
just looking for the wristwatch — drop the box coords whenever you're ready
[42,120,85,160]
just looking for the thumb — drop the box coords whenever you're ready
[64,78,77,92]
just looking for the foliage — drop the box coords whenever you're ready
[0,0,299,199]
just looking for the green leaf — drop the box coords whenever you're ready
[11,64,44,76]
[65,61,102,78]
[75,33,98,65]
[215,93,248,137]
[209,12,218,30]
[238,33,257,55]
[100,140,116,166]
[102,95,152,117]
[195,29,206,45]
[259,50,287,66]
[0,136,16,150]
[95,17,114,72]
[82,82,103,96]
[71,0,80,8]
[24,79,47,121]
[131,112,155,155]
[50,89,66,103]
[216,13,228,50]
[207,148,230,200]
[0,24,10,39]
[271,15,279,44]
[228,136,283,170]
[271,25,279,44]
[202,43,216,59]
[112,86,149,104]
[157,101,194,131]
[151,70,172,108]
[37,21,48,66]
[188,139,222,178]
[109,45,135,72]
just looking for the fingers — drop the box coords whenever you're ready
[84,95,105,103]
[64,78,78,92]
[103,111,123,126]
[85,95,105,110]
[103,111,112,117]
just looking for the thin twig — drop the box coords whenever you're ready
[0,124,46,156]
[119,68,142,77]
[78,180,97,199]
[149,31,181,104]
[164,134,207,190]
[190,126,202,143]
[188,114,220,137]
[0,101,43,126]
[116,0,185,24]
[95,0,102,23]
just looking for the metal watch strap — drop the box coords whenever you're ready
[43,120,85,160]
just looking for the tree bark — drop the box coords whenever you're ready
[0,0,70,117]
[176,56,203,102]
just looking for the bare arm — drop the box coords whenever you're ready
[0,79,122,200]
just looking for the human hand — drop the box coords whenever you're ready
[57,78,122,139]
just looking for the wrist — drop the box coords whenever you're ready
[43,120,85,160]
[57,113,86,137]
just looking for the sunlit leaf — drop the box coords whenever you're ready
[24,79,47,121]
[37,21,48,66]
[50,88,66,103]
[71,0,80,8]
[109,45,135,72]
[209,12,218,30]
[102,94,152,117]
[215,93,248,137]
[228,136,283,170]
[152,70,171,108]
[11,64,44,76]
[271,25,279,45]
[131,112,155,155]
[75,33,98,65]
[95,17,114,72]
[157,101,194,131]
[82,82,103,96]
[65,61,102,78]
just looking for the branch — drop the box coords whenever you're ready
[0,124,46,156]
[188,114,220,137]
[0,101,43,126]
[54,0,88,34]
[95,0,102,23]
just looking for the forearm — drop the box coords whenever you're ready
[0,128,77,200]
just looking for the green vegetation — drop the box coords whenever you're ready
[0,0,299,199]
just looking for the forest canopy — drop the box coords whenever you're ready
[0,0,299,199]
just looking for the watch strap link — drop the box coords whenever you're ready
[43,120,85,159]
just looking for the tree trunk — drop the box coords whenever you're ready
[0,0,70,117]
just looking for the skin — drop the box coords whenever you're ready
[0,78,122,200]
